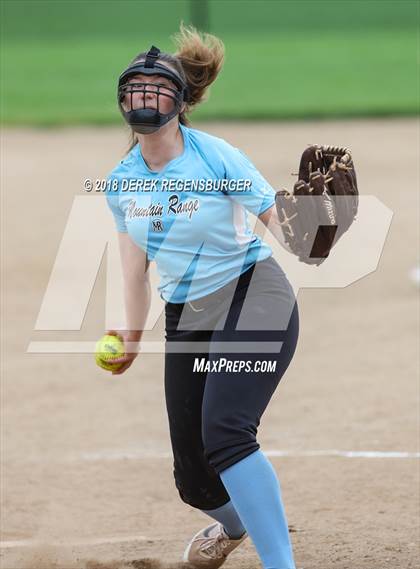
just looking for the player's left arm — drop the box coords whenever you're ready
[258,205,293,253]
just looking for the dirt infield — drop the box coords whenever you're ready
[1,119,419,569]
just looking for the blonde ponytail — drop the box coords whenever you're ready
[173,23,225,123]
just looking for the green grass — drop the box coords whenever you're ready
[1,0,418,125]
[3,0,418,39]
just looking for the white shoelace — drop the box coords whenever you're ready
[199,534,229,559]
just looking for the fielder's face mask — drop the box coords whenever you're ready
[117,45,189,134]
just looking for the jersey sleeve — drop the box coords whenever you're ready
[106,186,128,233]
[223,146,276,216]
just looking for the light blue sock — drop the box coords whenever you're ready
[220,450,296,569]
[201,500,246,539]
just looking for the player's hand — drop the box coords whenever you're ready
[106,329,141,375]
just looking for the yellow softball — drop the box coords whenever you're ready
[95,334,125,372]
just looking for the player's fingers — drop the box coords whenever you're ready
[109,355,133,364]
[112,361,133,375]
[106,330,123,341]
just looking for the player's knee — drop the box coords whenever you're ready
[202,417,259,474]
[172,457,230,510]
[173,473,205,509]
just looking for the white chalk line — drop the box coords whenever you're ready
[7,449,419,465]
[75,449,420,461]
[0,535,148,550]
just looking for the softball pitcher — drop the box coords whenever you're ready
[103,24,358,569]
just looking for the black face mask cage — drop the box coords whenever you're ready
[118,81,180,115]
[117,45,189,135]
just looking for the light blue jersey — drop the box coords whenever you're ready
[106,124,276,303]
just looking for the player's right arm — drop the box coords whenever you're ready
[118,232,151,340]
[106,233,151,375]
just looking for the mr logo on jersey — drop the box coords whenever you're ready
[117,45,189,135]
